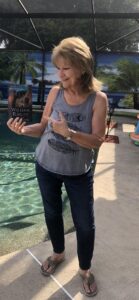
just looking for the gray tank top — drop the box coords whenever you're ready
[36,88,96,175]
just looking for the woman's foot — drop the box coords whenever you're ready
[41,252,65,276]
[79,269,98,297]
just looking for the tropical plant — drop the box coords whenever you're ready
[10,52,43,84]
[106,59,139,109]
[121,94,133,108]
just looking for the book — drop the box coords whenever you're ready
[8,84,32,123]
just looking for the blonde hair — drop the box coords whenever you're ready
[52,36,102,92]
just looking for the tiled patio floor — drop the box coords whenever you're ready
[0,116,139,300]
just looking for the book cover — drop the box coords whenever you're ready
[8,84,32,123]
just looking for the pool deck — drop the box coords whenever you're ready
[0,116,139,300]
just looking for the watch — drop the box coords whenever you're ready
[65,129,76,141]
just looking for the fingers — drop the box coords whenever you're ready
[47,113,67,137]
[47,117,54,123]
[7,117,26,134]
[18,121,26,133]
[7,117,19,129]
[47,117,54,129]
[7,117,14,127]
[15,118,23,127]
[59,111,65,121]
[7,117,19,128]
[47,112,65,123]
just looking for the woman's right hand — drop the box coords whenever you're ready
[7,117,26,135]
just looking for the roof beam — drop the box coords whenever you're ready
[97,26,139,51]
[0,28,42,49]
[17,0,45,49]
[0,12,139,19]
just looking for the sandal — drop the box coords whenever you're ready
[80,272,98,297]
[41,256,65,276]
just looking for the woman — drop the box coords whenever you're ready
[7,36,108,297]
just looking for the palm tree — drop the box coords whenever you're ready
[10,52,42,84]
[107,59,139,109]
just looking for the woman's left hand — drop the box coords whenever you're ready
[48,112,69,138]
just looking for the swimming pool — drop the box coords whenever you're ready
[0,110,73,255]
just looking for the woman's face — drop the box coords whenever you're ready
[55,56,82,89]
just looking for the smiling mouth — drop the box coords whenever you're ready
[62,79,69,82]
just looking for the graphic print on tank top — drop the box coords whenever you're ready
[48,111,86,154]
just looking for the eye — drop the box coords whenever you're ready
[56,67,70,71]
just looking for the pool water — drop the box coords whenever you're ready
[0,112,74,255]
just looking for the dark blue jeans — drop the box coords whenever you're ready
[35,162,95,270]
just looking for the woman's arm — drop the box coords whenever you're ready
[7,118,46,137]
[70,91,108,149]
[50,91,108,149]
[7,85,60,138]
